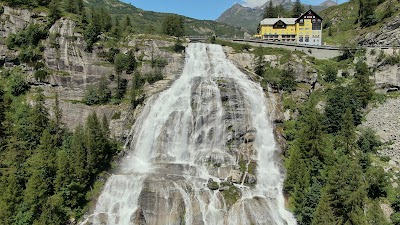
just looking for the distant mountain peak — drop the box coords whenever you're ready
[319,0,338,7]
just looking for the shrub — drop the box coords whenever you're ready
[323,64,337,82]
[18,47,42,64]
[83,76,111,105]
[280,67,296,92]
[10,73,30,96]
[146,69,163,84]
[34,70,49,82]
[151,57,168,69]
[174,39,185,53]
[357,128,382,153]
[6,24,48,49]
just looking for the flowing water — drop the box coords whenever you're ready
[81,43,296,225]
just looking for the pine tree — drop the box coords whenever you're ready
[162,15,185,37]
[125,50,136,74]
[85,112,109,175]
[324,156,367,224]
[263,1,277,18]
[29,90,50,148]
[130,71,145,109]
[312,192,337,225]
[253,47,265,76]
[48,0,61,22]
[52,92,63,145]
[292,0,304,18]
[101,114,110,138]
[353,61,373,108]
[0,87,5,143]
[0,173,21,225]
[339,108,356,154]
[366,200,388,225]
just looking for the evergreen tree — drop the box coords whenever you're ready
[52,92,63,144]
[358,0,377,27]
[324,156,367,224]
[162,15,185,37]
[253,47,265,76]
[70,126,88,183]
[324,86,362,134]
[85,112,109,175]
[76,0,84,15]
[65,0,77,14]
[338,108,356,154]
[280,67,297,92]
[263,1,277,18]
[101,114,110,138]
[130,71,145,109]
[0,87,5,143]
[292,0,304,18]
[125,50,136,74]
[276,4,287,17]
[48,0,61,22]
[312,192,337,225]
[29,90,50,147]
[365,167,388,199]
[353,61,373,108]
[0,173,21,225]
[366,200,388,225]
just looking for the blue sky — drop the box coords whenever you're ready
[121,0,348,20]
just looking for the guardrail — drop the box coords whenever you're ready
[185,36,400,50]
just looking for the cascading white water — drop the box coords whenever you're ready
[81,43,296,225]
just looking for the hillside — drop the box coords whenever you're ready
[86,0,244,37]
[216,0,336,34]
[320,0,400,46]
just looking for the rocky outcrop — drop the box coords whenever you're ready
[362,98,400,168]
[359,16,400,46]
[44,18,115,88]
[0,6,41,38]
[363,48,400,91]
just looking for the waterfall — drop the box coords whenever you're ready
[80,43,296,225]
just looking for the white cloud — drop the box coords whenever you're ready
[241,0,268,8]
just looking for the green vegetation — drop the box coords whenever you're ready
[250,42,395,224]
[292,0,305,18]
[0,85,119,224]
[162,15,185,37]
[320,0,400,45]
[222,185,241,208]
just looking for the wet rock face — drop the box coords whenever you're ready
[44,18,114,88]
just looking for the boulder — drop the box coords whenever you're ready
[227,169,243,183]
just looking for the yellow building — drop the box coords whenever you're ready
[256,9,323,46]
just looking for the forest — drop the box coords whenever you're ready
[0,0,399,224]
[251,44,400,224]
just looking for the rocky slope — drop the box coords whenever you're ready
[320,0,400,46]
[359,15,400,46]
[0,6,185,140]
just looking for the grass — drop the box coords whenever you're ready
[222,185,241,208]
[320,0,400,46]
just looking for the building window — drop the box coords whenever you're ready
[305,36,309,42]
[312,22,322,30]
[299,37,303,42]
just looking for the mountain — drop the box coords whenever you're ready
[216,0,338,34]
[85,0,244,37]
[319,0,339,8]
